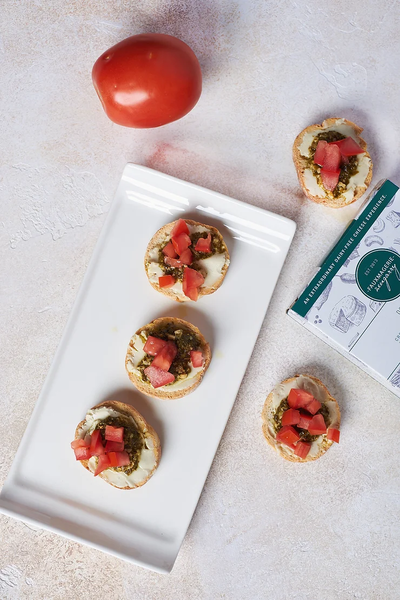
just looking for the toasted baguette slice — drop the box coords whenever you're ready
[293,118,373,208]
[125,317,211,400]
[145,219,230,302]
[75,400,161,490]
[262,374,341,462]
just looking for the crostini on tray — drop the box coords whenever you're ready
[71,400,161,489]
[293,118,373,208]
[145,218,230,301]
[262,375,340,462]
[125,317,211,399]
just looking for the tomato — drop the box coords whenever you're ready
[281,408,300,426]
[105,440,124,453]
[105,426,124,443]
[164,256,184,268]
[159,275,176,288]
[179,248,193,265]
[308,414,327,435]
[294,440,311,459]
[92,34,202,128]
[114,451,131,467]
[162,242,177,258]
[190,350,204,368]
[330,137,365,156]
[90,429,105,456]
[305,398,322,415]
[321,169,340,191]
[195,233,212,253]
[94,453,111,476]
[276,425,300,448]
[144,365,175,387]
[327,427,340,443]
[74,446,91,461]
[152,341,177,371]
[71,435,91,450]
[172,233,191,255]
[107,451,119,468]
[314,140,328,166]
[288,389,314,410]
[171,219,190,237]
[182,267,205,301]
[297,411,313,430]
[322,144,341,172]
[143,335,167,356]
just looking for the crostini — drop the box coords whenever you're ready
[293,118,373,208]
[145,218,230,302]
[262,375,340,462]
[125,317,211,399]
[71,400,161,489]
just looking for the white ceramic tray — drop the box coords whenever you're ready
[0,164,296,573]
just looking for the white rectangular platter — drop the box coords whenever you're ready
[0,164,296,573]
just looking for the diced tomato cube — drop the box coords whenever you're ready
[297,411,313,430]
[143,335,167,356]
[327,427,340,443]
[158,275,175,288]
[190,350,204,368]
[281,408,300,426]
[105,426,124,443]
[314,140,328,166]
[144,365,175,388]
[276,425,300,448]
[321,168,340,192]
[94,453,111,476]
[182,267,205,301]
[308,414,327,435]
[194,233,212,253]
[164,256,183,268]
[330,136,365,156]
[107,451,119,467]
[162,241,177,258]
[151,341,178,371]
[294,440,311,459]
[105,440,124,452]
[90,429,105,456]
[322,144,341,172]
[115,451,130,467]
[306,398,322,415]
[288,388,315,409]
[71,435,91,450]
[74,446,91,461]
[172,233,191,255]
[171,218,189,237]
[179,248,193,265]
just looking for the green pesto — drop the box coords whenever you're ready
[273,397,329,443]
[307,131,360,198]
[96,415,144,476]
[137,323,201,384]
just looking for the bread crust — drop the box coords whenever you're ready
[75,400,161,490]
[262,374,341,462]
[144,219,230,302]
[293,118,373,208]
[125,317,211,400]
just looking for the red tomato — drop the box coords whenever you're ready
[190,350,204,368]
[327,427,340,443]
[321,168,340,191]
[182,267,205,301]
[162,241,177,259]
[164,256,184,268]
[330,137,365,156]
[104,440,125,453]
[294,440,311,459]
[74,446,91,461]
[105,426,124,443]
[194,233,212,253]
[71,435,91,450]
[107,451,119,468]
[314,140,328,166]
[306,398,322,415]
[288,388,314,410]
[143,335,167,356]
[171,219,190,237]
[172,233,191,255]
[115,451,131,467]
[281,408,300,426]
[179,248,193,265]
[297,411,313,430]
[144,365,175,388]
[159,275,176,288]
[276,425,300,448]
[94,453,111,476]
[152,341,177,371]
[323,144,341,172]
[92,34,202,128]
[90,429,105,456]
[308,414,327,435]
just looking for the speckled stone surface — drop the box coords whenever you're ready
[1,1,400,598]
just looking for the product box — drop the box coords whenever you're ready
[288,179,400,397]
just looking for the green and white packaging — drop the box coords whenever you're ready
[288,179,400,397]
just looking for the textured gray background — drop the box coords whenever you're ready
[1,0,400,598]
